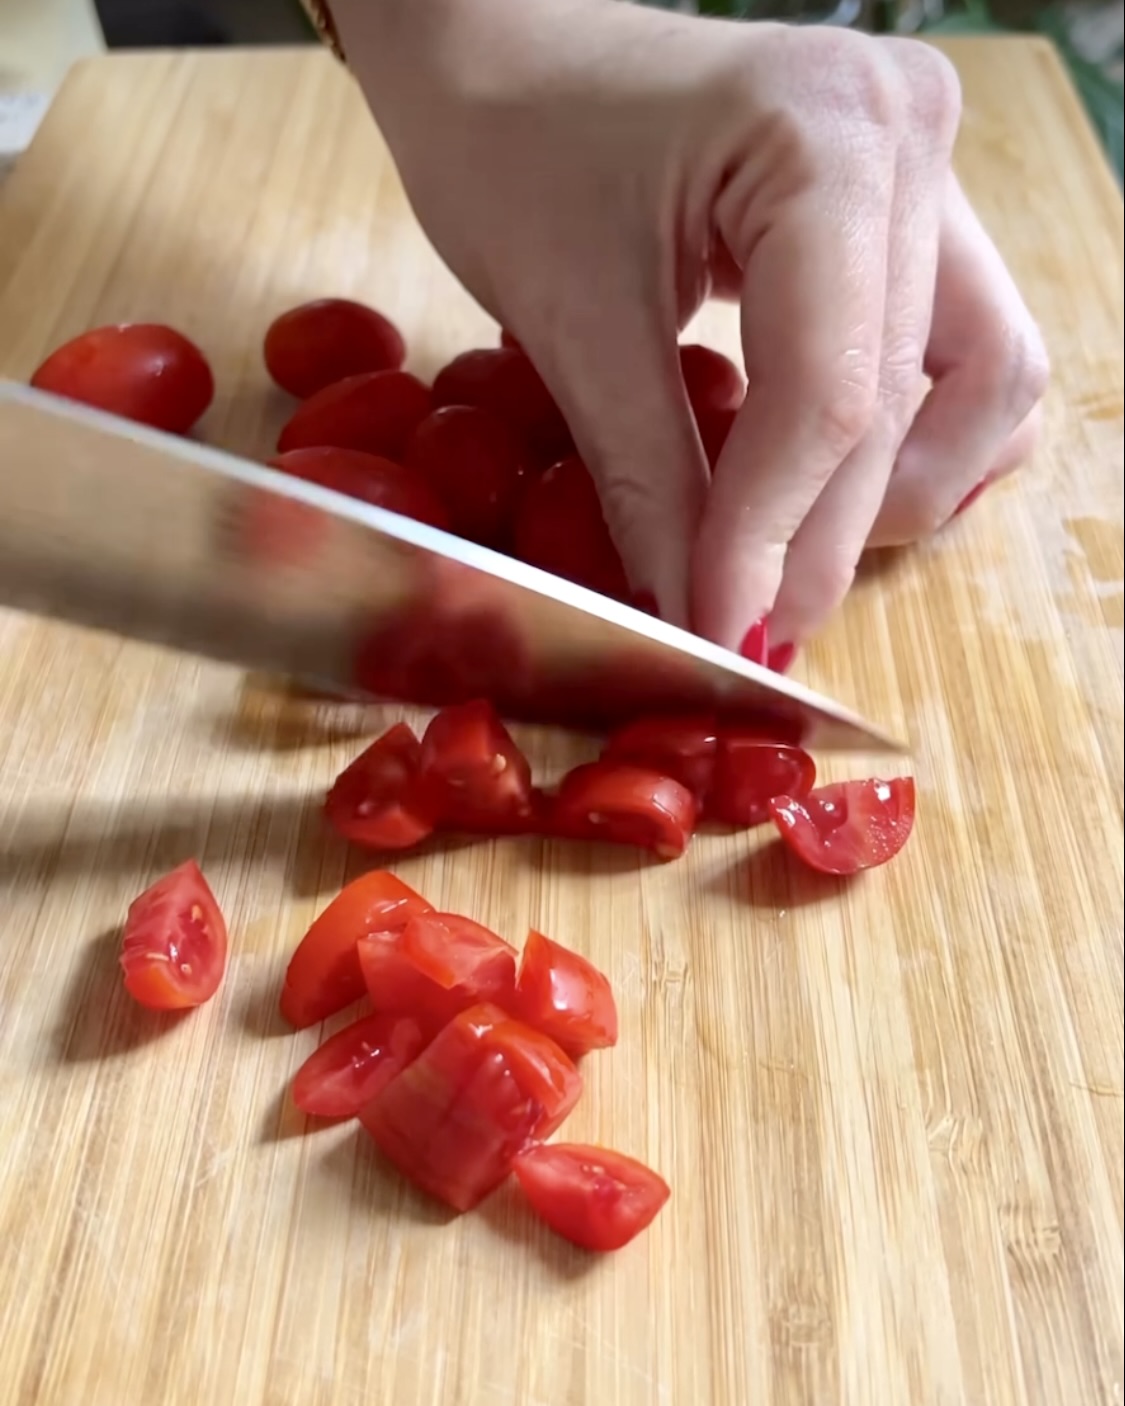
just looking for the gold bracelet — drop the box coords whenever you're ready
[299,0,347,63]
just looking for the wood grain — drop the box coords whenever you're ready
[0,39,1121,1406]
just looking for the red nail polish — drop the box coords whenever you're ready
[954,480,989,517]
[767,641,796,674]
[632,589,659,618]
[739,616,769,665]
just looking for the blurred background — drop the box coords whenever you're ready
[1,0,1120,181]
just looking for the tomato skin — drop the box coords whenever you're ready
[418,699,535,832]
[324,723,439,851]
[119,859,227,1011]
[679,344,744,415]
[359,1002,583,1211]
[550,762,697,860]
[264,299,406,399]
[433,348,572,463]
[291,1011,426,1119]
[696,406,737,470]
[708,735,817,828]
[405,406,526,548]
[514,929,618,1057]
[276,370,433,459]
[280,870,433,1029]
[269,447,450,530]
[602,715,719,801]
[513,457,630,601]
[31,323,214,434]
[512,1143,670,1252]
[769,777,916,875]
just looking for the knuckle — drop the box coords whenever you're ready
[893,41,963,142]
[797,549,858,621]
[810,367,880,459]
[982,325,1051,423]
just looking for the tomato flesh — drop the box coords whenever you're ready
[418,699,535,832]
[276,369,433,459]
[31,323,214,434]
[119,859,227,1011]
[264,298,406,399]
[360,1003,582,1211]
[280,870,433,1029]
[602,715,718,801]
[292,1011,426,1119]
[269,447,450,530]
[769,777,916,875]
[708,735,817,827]
[406,405,526,548]
[550,762,697,860]
[679,344,745,415]
[513,456,630,601]
[513,1143,670,1252]
[514,929,618,1057]
[324,723,438,850]
[432,347,572,463]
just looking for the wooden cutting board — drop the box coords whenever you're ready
[0,39,1121,1406]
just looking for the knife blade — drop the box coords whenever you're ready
[0,380,905,752]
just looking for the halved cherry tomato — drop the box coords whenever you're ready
[418,699,535,832]
[358,912,518,1034]
[324,723,438,851]
[264,299,406,399]
[679,344,744,415]
[405,405,526,547]
[514,929,618,1057]
[280,870,432,1029]
[769,777,916,875]
[549,762,697,860]
[602,715,718,801]
[291,1011,426,1119]
[512,1143,670,1252]
[696,406,737,470]
[276,369,432,459]
[708,735,816,828]
[269,447,450,530]
[513,456,630,601]
[432,348,572,462]
[31,323,213,434]
[359,1002,583,1211]
[119,859,227,1011]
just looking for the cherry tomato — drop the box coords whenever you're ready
[264,298,406,399]
[291,1011,426,1119]
[432,348,572,462]
[708,735,817,828]
[324,723,439,851]
[358,912,518,1034]
[602,715,719,801]
[279,870,433,1029]
[769,777,916,875]
[512,1143,670,1252]
[276,369,432,459]
[513,456,630,601]
[359,1002,583,1211]
[696,406,737,470]
[549,762,697,860]
[269,447,450,530]
[679,344,744,415]
[499,329,522,352]
[418,699,535,832]
[119,859,227,1011]
[405,406,526,547]
[31,323,213,434]
[513,929,618,1057]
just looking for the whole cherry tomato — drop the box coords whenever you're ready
[264,298,406,399]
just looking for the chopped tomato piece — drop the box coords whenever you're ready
[276,369,433,459]
[119,859,228,1011]
[550,762,697,860]
[679,344,744,415]
[291,1011,426,1119]
[264,299,406,399]
[360,1003,582,1211]
[708,735,816,828]
[324,723,438,850]
[514,929,617,1057]
[512,1143,670,1252]
[358,912,518,1034]
[513,456,630,601]
[418,699,535,832]
[769,777,916,875]
[405,405,527,548]
[268,447,450,530]
[602,715,718,801]
[432,347,572,463]
[280,870,433,1029]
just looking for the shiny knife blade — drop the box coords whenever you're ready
[0,380,905,752]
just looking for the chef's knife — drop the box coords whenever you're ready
[0,380,904,751]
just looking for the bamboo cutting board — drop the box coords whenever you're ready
[0,39,1121,1406]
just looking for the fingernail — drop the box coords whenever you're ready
[632,589,659,618]
[739,616,769,665]
[767,641,796,674]
[954,480,989,517]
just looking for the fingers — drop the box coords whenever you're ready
[868,172,1049,547]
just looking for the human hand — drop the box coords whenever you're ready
[333,0,1048,656]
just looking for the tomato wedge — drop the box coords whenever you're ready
[358,912,518,1034]
[276,369,433,459]
[291,1011,426,1119]
[324,723,438,851]
[549,762,697,860]
[119,860,228,1011]
[418,699,535,832]
[512,1143,670,1252]
[360,1003,583,1211]
[514,929,617,1057]
[280,870,433,1029]
[708,735,816,828]
[601,715,718,801]
[769,777,916,875]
